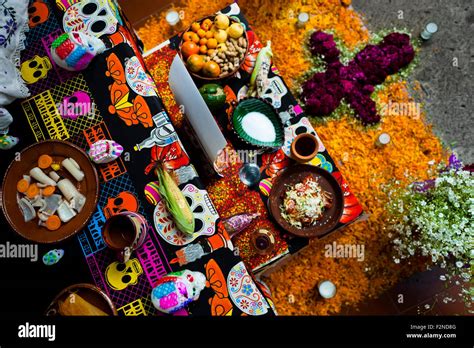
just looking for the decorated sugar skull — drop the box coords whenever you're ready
[63,0,119,38]
[105,258,143,291]
[60,91,92,119]
[20,55,52,84]
[28,0,50,28]
[103,191,138,219]
[51,32,106,71]
[88,139,124,164]
[151,270,206,314]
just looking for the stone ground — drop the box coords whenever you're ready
[348,0,472,315]
[353,0,473,163]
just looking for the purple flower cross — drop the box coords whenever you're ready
[302,31,415,125]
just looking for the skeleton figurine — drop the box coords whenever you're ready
[151,270,206,314]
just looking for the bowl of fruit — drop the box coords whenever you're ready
[179,14,249,80]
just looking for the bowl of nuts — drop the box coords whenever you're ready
[179,14,249,80]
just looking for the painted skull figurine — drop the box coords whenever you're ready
[51,32,106,71]
[102,191,138,219]
[88,139,124,165]
[105,258,143,291]
[63,0,119,38]
[60,91,92,120]
[20,55,52,84]
[151,270,206,314]
[28,0,50,28]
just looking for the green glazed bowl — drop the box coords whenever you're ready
[231,97,284,149]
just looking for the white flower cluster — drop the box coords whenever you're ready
[388,168,473,281]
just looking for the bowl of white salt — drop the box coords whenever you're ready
[231,97,284,149]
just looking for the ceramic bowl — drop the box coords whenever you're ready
[268,164,344,238]
[231,97,284,149]
[1,140,99,243]
[45,283,117,316]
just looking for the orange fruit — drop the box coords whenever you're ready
[197,29,206,38]
[199,45,208,54]
[187,54,206,73]
[207,49,216,56]
[191,22,201,32]
[207,38,218,49]
[183,31,194,42]
[199,38,208,46]
[205,31,214,39]
[202,61,221,77]
[190,32,200,43]
[201,19,213,31]
[181,41,199,58]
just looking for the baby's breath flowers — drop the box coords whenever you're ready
[388,154,474,309]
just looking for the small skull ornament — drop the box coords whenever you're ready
[88,139,124,165]
[151,270,206,314]
[51,32,106,71]
[20,55,52,84]
[105,258,143,291]
[28,0,50,28]
[63,0,119,38]
[60,91,92,120]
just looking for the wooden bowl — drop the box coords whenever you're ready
[1,140,99,243]
[45,283,117,316]
[268,165,344,238]
[178,15,249,81]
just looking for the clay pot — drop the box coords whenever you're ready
[290,133,319,162]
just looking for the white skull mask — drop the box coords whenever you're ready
[63,0,118,38]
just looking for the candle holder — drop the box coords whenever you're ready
[250,229,275,255]
[420,23,438,40]
[317,280,336,299]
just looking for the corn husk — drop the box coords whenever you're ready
[58,293,108,316]
[155,165,195,235]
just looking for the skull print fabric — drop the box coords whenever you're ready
[8,1,280,317]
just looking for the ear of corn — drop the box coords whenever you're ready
[155,166,195,235]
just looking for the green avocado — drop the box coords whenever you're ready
[199,84,226,111]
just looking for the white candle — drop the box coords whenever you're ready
[166,10,180,26]
[297,12,309,28]
[375,133,391,147]
[318,280,336,299]
[421,23,438,40]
